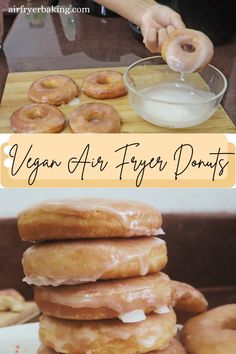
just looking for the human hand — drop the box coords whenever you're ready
[140,4,185,53]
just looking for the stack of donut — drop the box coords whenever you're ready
[18,198,207,354]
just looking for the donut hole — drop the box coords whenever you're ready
[42,80,59,89]
[86,112,102,124]
[222,318,236,331]
[181,43,196,53]
[28,109,45,120]
[97,76,109,85]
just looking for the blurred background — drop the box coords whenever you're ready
[0,188,236,217]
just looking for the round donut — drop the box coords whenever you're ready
[82,71,127,99]
[10,103,65,133]
[180,304,236,354]
[34,272,172,321]
[161,29,214,73]
[38,339,186,354]
[18,198,163,241]
[68,102,121,133]
[172,280,208,314]
[39,311,177,354]
[29,75,80,106]
[23,237,167,286]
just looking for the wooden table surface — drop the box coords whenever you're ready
[1,1,236,127]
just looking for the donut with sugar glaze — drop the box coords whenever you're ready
[29,75,79,106]
[180,304,236,354]
[34,272,172,321]
[10,103,65,133]
[38,339,186,354]
[39,311,176,354]
[161,29,214,73]
[82,71,127,99]
[68,102,121,133]
[22,237,167,286]
[18,198,163,241]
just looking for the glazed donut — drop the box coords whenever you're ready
[23,237,167,286]
[68,103,121,133]
[10,103,65,133]
[39,311,177,354]
[38,339,186,354]
[161,29,214,73]
[18,198,163,241]
[29,75,79,106]
[180,304,236,354]
[172,280,208,314]
[34,273,172,321]
[149,339,187,354]
[82,71,127,99]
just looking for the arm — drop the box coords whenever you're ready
[94,0,157,26]
[94,0,185,53]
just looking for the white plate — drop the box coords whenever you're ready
[0,323,40,354]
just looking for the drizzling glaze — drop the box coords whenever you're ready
[36,273,172,321]
[23,237,167,286]
[39,311,177,353]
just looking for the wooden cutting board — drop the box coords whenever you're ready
[0,302,40,328]
[0,67,235,133]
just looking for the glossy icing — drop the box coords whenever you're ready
[23,237,167,286]
[32,198,162,235]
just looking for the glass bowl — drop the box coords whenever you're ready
[123,56,227,128]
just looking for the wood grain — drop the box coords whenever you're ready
[0,67,235,133]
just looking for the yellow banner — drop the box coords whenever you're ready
[0,134,235,188]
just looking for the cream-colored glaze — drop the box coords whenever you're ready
[138,336,157,348]
[23,237,166,286]
[40,311,176,353]
[34,198,162,235]
[119,309,146,323]
[36,273,172,318]
[23,276,93,286]
[67,97,80,106]
[155,305,171,314]
[165,30,214,73]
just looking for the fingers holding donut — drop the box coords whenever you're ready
[140,5,185,53]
